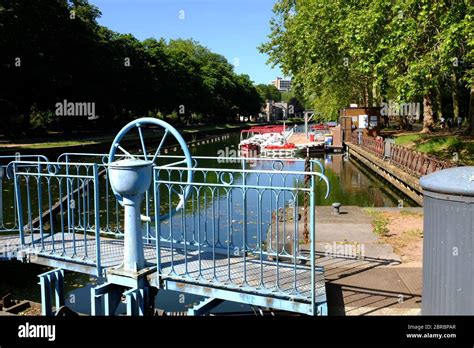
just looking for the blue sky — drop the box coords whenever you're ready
[88,0,285,84]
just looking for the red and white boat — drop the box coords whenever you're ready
[239,125,297,158]
[239,129,262,156]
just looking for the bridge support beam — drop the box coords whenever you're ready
[90,281,157,316]
[123,287,153,316]
[187,297,223,316]
[90,282,125,316]
[38,269,65,316]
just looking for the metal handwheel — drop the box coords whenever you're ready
[108,117,194,214]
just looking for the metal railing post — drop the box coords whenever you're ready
[153,169,162,279]
[310,160,316,315]
[13,163,25,245]
[93,164,102,276]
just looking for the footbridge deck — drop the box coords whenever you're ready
[0,231,326,315]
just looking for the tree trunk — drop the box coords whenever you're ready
[372,79,379,107]
[367,81,373,107]
[364,84,369,106]
[452,73,459,120]
[433,88,443,122]
[421,94,435,133]
[469,85,474,135]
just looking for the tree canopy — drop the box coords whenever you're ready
[0,0,263,135]
[255,83,282,102]
[260,0,473,132]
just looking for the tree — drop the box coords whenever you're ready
[0,0,102,132]
[259,0,390,118]
[0,1,263,133]
[233,74,262,119]
[255,84,281,102]
[379,0,471,132]
[260,0,473,131]
[287,96,304,117]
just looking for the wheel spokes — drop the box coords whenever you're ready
[136,123,148,161]
[114,143,136,160]
[152,129,169,163]
[109,117,194,217]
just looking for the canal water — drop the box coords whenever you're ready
[0,131,415,315]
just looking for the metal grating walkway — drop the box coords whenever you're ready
[0,232,325,305]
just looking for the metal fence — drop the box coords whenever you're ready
[153,157,329,308]
[351,134,455,177]
[350,133,384,157]
[389,144,454,177]
[0,155,50,234]
[2,154,329,310]
[9,160,103,273]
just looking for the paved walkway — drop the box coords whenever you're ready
[312,206,422,315]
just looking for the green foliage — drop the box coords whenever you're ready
[394,134,424,145]
[0,1,262,133]
[255,84,281,102]
[287,117,303,123]
[416,136,462,154]
[30,105,55,133]
[364,208,390,236]
[280,90,294,103]
[260,0,473,128]
[404,228,423,238]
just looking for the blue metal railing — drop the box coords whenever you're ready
[0,155,50,234]
[7,160,103,275]
[152,157,329,312]
[52,153,325,241]
[4,153,329,311]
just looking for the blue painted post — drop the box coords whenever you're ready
[153,171,162,279]
[123,194,146,271]
[91,282,123,316]
[145,189,151,244]
[242,159,248,286]
[13,163,25,245]
[124,288,137,316]
[0,166,3,229]
[93,164,102,276]
[65,155,72,242]
[103,293,113,316]
[39,275,52,316]
[137,288,147,316]
[108,160,152,273]
[310,160,316,315]
[39,269,65,316]
[36,162,44,251]
[91,282,124,316]
[54,270,65,308]
[25,176,33,245]
[90,287,103,316]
